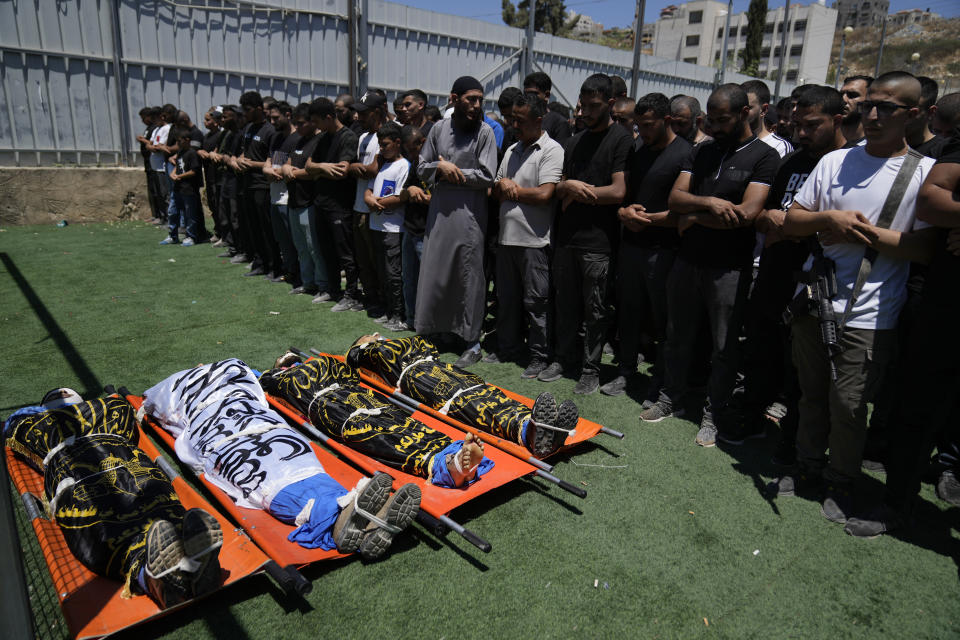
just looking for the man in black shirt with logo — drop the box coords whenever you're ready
[603,93,690,397]
[306,98,359,305]
[726,86,848,454]
[640,84,779,449]
[536,74,632,395]
[236,91,280,279]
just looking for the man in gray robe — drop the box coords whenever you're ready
[415,76,499,368]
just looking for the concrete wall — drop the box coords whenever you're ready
[0,168,149,226]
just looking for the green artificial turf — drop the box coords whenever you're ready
[1,221,959,639]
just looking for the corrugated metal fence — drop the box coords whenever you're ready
[0,0,791,167]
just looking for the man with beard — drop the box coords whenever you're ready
[669,96,712,146]
[777,72,936,526]
[415,76,499,368]
[640,84,779,449]
[839,75,872,146]
[536,74,632,395]
[725,86,847,456]
[603,93,691,398]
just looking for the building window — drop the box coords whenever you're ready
[786,70,799,81]
[729,27,739,37]
[761,47,771,57]
[777,23,785,33]
[764,22,774,33]
[793,19,806,31]
[689,10,703,24]
[790,44,803,56]
[686,34,700,46]
[717,27,723,38]
[714,50,721,61]
[683,57,698,64]
[773,46,781,57]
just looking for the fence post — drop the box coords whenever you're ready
[109,0,132,166]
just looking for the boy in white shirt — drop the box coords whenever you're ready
[364,123,410,329]
[776,72,938,525]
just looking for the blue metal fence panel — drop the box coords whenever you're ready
[0,0,792,166]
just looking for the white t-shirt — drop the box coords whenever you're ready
[760,132,794,158]
[352,131,381,212]
[367,158,410,233]
[793,146,935,330]
[150,123,171,172]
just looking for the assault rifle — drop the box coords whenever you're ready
[783,241,842,380]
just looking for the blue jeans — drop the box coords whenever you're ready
[402,231,423,323]
[288,205,328,291]
[168,191,201,241]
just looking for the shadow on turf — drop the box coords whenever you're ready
[0,252,102,397]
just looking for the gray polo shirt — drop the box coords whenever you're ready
[495,131,564,248]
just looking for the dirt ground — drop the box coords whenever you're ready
[0,167,151,226]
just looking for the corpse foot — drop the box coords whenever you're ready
[448,432,485,487]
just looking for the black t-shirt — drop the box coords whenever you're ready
[555,124,633,252]
[677,137,779,269]
[241,120,276,190]
[920,134,960,307]
[543,110,571,145]
[914,135,947,160]
[622,135,691,249]
[188,125,204,149]
[419,120,434,138]
[201,128,223,187]
[312,126,359,212]
[173,148,202,195]
[287,134,321,209]
[218,128,243,197]
[140,124,155,160]
[403,164,429,235]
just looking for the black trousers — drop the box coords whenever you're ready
[371,229,403,318]
[353,212,381,307]
[240,188,281,273]
[615,243,675,378]
[318,205,360,299]
[553,246,610,376]
[218,189,239,250]
[146,170,169,220]
[496,245,550,361]
[885,254,960,509]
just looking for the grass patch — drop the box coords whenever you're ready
[1,221,959,639]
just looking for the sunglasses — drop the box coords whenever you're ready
[857,100,911,117]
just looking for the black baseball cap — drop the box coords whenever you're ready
[354,92,387,112]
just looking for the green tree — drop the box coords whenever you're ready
[502,0,580,36]
[741,0,767,76]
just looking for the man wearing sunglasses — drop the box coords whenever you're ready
[778,72,938,528]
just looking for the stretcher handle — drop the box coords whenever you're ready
[437,514,491,553]
[103,385,117,395]
[534,469,587,499]
[415,510,449,537]
[299,347,555,474]
[600,426,625,439]
[264,560,312,596]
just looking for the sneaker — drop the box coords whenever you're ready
[159,236,179,245]
[536,362,564,383]
[717,420,765,446]
[844,503,909,538]
[861,459,886,474]
[821,484,855,524]
[288,286,307,295]
[311,292,333,304]
[181,237,195,247]
[526,391,557,457]
[212,239,226,247]
[453,348,482,369]
[639,400,684,423]
[641,398,655,410]
[357,483,421,560]
[243,268,265,277]
[384,319,411,332]
[180,509,223,597]
[936,470,960,507]
[331,296,360,312]
[766,469,823,498]
[373,314,389,324]
[332,472,394,554]
[217,251,233,258]
[266,273,286,283]
[151,217,166,226]
[481,352,502,364]
[348,297,366,311]
[366,306,386,319]
[695,415,717,448]
[230,254,249,264]
[599,375,628,397]
[143,520,190,608]
[521,358,548,379]
[573,373,599,395]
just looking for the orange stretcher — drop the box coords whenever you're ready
[265,359,585,553]
[309,349,623,470]
[123,391,360,583]
[4,395,270,640]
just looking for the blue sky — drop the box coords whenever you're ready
[394,0,959,30]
